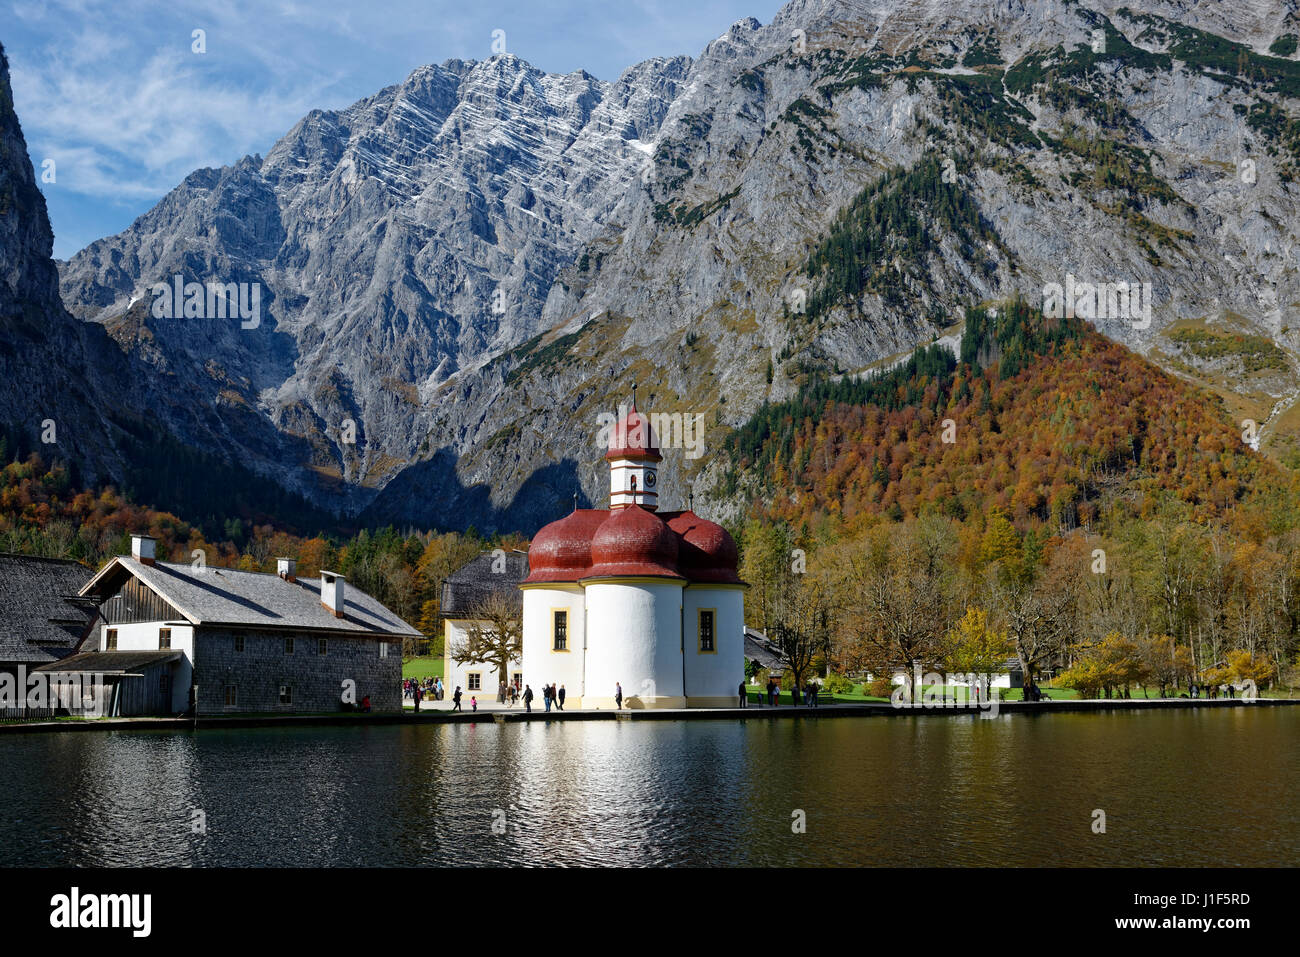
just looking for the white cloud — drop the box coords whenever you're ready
[8,2,351,203]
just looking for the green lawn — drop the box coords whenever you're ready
[403,657,444,680]
[744,686,889,705]
[997,687,1076,701]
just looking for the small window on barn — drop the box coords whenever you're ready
[105,628,118,651]
[379,641,389,658]
[285,637,294,655]
[234,635,244,653]
[279,685,292,705]
[318,638,328,655]
[224,685,238,707]
[159,627,171,650]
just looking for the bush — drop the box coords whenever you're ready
[865,676,893,698]
[822,673,855,694]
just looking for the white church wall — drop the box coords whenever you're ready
[584,581,684,708]
[682,586,745,706]
[520,585,586,706]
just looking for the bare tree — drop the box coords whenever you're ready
[989,543,1076,696]
[770,573,826,698]
[846,517,956,695]
[450,590,522,686]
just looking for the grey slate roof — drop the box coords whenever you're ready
[33,649,182,674]
[0,553,96,665]
[441,550,528,618]
[81,557,421,637]
[744,629,787,671]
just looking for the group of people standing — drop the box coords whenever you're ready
[405,676,443,711]
[738,678,821,707]
[540,683,566,711]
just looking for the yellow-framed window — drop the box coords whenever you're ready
[698,608,717,653]
[552,608,569,651]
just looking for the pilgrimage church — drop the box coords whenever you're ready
[442,397,746,708]
[520,399,746,708]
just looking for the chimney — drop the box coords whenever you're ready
[276,558,297,583]
[320,570,345,618]
[131,534,157,566]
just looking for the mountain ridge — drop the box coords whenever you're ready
[28,0,1300,532]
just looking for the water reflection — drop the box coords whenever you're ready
[0,708,1295,866]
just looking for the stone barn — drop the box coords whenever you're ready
[47,535,419,715]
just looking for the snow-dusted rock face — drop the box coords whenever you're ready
[56,53,691,514]
[47,0,1300,531]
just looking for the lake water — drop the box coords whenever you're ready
[1,707,1295,866]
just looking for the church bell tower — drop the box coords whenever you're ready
[606,389,661,511]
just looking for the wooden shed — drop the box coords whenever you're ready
[33,649,184,717]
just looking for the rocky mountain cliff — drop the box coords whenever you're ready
[57,52,691,519]
[0,42,133,481]
[1,42,342,534]
[45,0,1300,532]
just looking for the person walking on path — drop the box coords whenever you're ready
[544,684,553,712]
[413,684,422,713]
[615,682,623,709]
[738,680,747,707]
[523,684,534,713]
[558,684,566,710]
[451,686,463,711]
[510,684,519,707]
[435,677,443,701]
[498,680,507,705]
[471,695,478,712]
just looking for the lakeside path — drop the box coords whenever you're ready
[1,696,1297,734]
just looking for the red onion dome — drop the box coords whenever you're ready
[583,505,683,580]
[522,509,607,584]
[666,511,742,585]
[606,404,662,462]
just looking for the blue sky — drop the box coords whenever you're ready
[5,0,786,259]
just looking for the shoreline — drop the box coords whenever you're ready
[0,695,1295,734]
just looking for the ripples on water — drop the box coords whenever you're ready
[0,709,1295,866]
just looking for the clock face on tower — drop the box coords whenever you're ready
[644,469,657,489]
